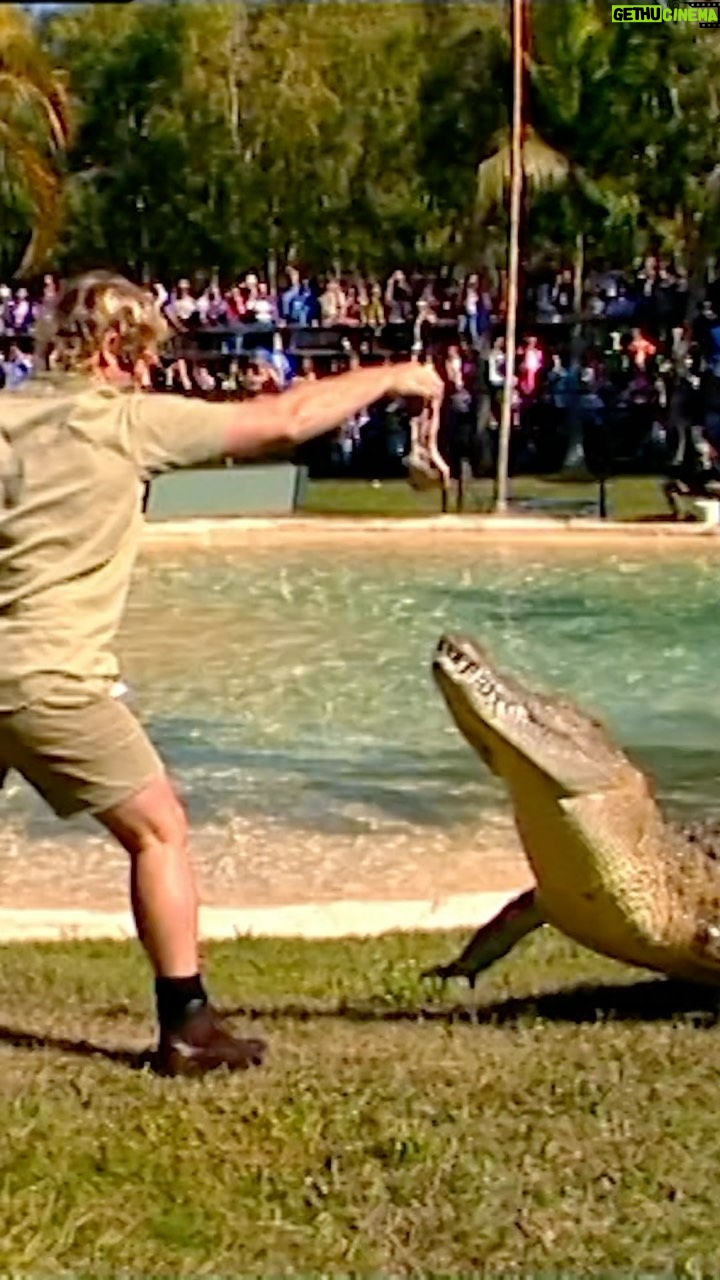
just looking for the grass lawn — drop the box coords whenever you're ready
[300,474,673,523]
[3,928,720,1275]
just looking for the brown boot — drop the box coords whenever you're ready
[155,1002,267,1077]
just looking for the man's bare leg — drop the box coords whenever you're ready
[97,774,266,1076]
[97,774,198,977]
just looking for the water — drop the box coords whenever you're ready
[3,534,720,909]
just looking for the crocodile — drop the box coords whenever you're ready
[426,634,720,987]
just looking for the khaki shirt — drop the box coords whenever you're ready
[0,374,238,709]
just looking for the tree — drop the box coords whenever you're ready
[46,0,439,279]
[15,0,718,287]
[473,2,614,287]
[416,2,506,258]
[0,2,71,276]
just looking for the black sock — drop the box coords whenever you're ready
[155,974,208,1030]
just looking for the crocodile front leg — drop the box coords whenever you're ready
[423,888,544,988]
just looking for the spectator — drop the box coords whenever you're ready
[41,274,58,308]
[164,356,193,394]
[250,282,277,327]
[2,342,33,389]
[295,276,319,326]
[362,281,386,329]
[151,280,169,311]
[243,351,283,396]
[238,274,259,321]
[597,263,619,305]
[166,279,198,328]
[655,259,678,337]
[436,279,461,321]
[344,283,364,326]
[552,268,574,318]
[0,283,11,335]
[519,334,544,399]
[384,270,413,324]
[279,267,301,324]
[440,344,482,497]
[585,286,605,319]
[320,277,347,326]
[460,273,488,349]
[267,331,293,388]
[197,283,227,327]
[412,297,437,355]
[7,287,34,334]
[225,282,246,325]
[335,355,369,469]
[629,328,657,369]
[637,254,658,303]
[606,283,635,321]
[488,335,506,421]
[193,363,217,394]
[219,359,242,394]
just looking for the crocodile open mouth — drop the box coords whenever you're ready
[433,635,529,724]
[434,635,495,685]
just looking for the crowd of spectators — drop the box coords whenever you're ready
[2,259,719,512]
[0,256,700,346]
[146,256,699,342]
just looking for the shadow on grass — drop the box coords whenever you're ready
[0,1024,150,1069]
[0,979,718,1067]
[224,977,720,1030]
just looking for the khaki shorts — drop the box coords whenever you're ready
[0,690,165,819]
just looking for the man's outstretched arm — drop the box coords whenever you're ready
[221,361,444,459]
[129,360,444,477]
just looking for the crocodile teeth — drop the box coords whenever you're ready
[455,658,476,677]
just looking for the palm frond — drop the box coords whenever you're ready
[476,128,571,220]
[0,120,61,273]
[0,3,71,272]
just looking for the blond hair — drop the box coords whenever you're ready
[36,269,169,373]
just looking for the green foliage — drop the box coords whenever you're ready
[2,1,719,279]
[0,3,71,276]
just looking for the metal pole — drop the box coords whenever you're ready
[495,0,524,513]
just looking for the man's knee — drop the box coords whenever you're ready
[97,773,188,856]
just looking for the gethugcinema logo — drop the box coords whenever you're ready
[611,4,719,20]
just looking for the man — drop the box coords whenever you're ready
[0,270,443,1077]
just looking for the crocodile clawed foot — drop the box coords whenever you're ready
[422,961,478,989]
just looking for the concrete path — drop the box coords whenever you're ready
[0,890,515,945]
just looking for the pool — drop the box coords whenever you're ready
[3,530,720,911]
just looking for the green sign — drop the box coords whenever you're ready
[611,4,719,21]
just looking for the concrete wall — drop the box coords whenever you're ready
[145,463,308,520]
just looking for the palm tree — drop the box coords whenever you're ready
[0,4,72,274]
[475,1,611,304]
[476,1,620,484]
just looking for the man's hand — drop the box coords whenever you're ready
[389,360,444,404]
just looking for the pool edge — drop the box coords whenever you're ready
[0,890,525,944]
[141,514,720,543]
